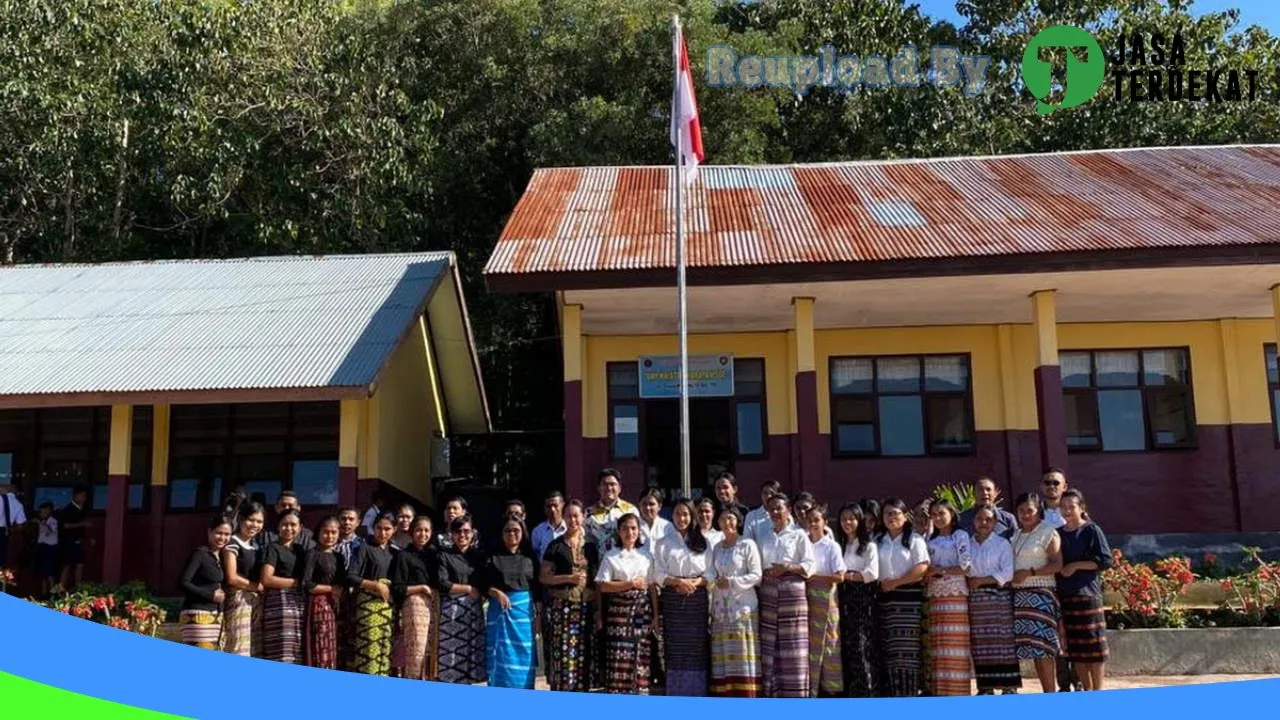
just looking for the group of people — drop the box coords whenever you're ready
[0,483,93,597]
[177,467,1114,697]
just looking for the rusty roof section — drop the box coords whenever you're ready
[484,145,1280,291]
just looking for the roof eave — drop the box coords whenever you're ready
[0,385,370,411]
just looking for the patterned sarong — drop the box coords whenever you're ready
[709,594,761,697]
[545,593,593,692]
[806,578,842,696]
[486,590,536,689]
[396,594,433,680]
[350,587,393,675]
[660,585,709,696]
[1061,593,1109,662]
[927,592,972,696]
[878,585,923,697]
[1013,587,1061,660]
[179,609,222,649]
[602,588,651,695]
[759,574,808,698]
[305,593,339,670]
[262,589,304,664]
[970,587,1021,692]
[837,581,878,697]
[220,589,261,657]
[438,594,486,684]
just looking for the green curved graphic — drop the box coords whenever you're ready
[0,671,190,719]
[1021,25,1106,115]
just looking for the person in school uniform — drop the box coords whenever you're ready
[744,480,783,544]
[0,484,27,573]
[35,502,60,596]
[805,504,846,697]
[836,503,879,698]
[57,486,91,592]
[876,498,931,698]
[593,513,656,695]
[757,493,816,698]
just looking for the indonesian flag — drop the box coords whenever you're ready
[670,18,704,186]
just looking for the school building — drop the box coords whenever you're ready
[484,144,1280,536]
[0,253,489,593]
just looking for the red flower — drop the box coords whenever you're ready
[1203,552,1219,565]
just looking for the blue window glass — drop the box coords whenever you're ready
[878,395,925,456]
[735,401,764,456]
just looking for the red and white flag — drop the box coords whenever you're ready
[670,18,704,186]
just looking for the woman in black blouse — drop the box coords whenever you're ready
[540,499,601,692]
[178,517,232,649]
[301,516,347,670]
[261,509,306,664]
[221,502,266,657]
[390,516,437,681]
[485,517,538,689]
[1056,490,1114,691]
[436,513,487,684]
[345,512,397,675]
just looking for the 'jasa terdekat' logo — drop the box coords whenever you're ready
[1021,25,1262,115]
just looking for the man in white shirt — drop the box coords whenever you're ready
[1,484,28,570]
[1041,468,1068,529]
[360,490,388,537]
[744,479,783,544]
[531,491,567,562]
[584,468,637,553]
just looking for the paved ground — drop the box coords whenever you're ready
[520,674,1278,692]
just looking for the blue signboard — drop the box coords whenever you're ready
[638,354,734,398]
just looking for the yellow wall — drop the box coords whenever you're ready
[369,316,447,502]
[580,319,1277,439]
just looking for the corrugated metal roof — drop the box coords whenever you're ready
[484,145,1280,278]
[0,253,455,398]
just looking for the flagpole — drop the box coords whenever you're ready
[673,15,692,501]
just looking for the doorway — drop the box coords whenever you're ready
[642,398,733,500]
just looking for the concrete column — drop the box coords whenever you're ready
[338,399,363,509]
[1031,290,1068,474]
[103,404,133,585]
[562,303,586,501]
[148,404,170,585]
[792,298,821,494]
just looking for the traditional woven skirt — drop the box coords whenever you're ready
[970,588,1021,692]
[545,593,592,692]
[1061,593,1109,662]
[305,594,339,670]
[759,574,809,698]
[179,609,222,649]
[396,594,433,680]
[709,594,761,697]
[220,589,261,657]
[878,585,924,698]
[1013,587,1061,660]
[486,590,536,689]
[806,578,842,696]
[927,586,972,696]
[439,594,486,684]
[660,585,709,696]
[350,587,394,675]
[602,588,652,695]
[837,581,878,698]
[262,589,305,664]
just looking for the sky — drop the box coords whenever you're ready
[913,0,1280,33]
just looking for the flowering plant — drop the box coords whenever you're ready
[0,567,14,593]
[34,588,168,637]
[1103,549,1196,627]
[1218,546,1280,623]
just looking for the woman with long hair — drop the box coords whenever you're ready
[594,513,656,695]
[483,517,538,689]
[1056,489,1114,691]
[540,499,600,692]
[876,497,930,697]
[1010,492,1063,692]
[300,516,347,670]
[221,502,265,656]
[345,512,397,675]
[178,517,231,649]
[925,499,973,696]
[261,509,306,663]
[858,499,881,538]
[706,506,763,697]
[653,498,711,696]
[805,503,846,697]
[967,503,1020,695]
[390,516,436,680]
[758,493,816,698]
[836,503,879,697]
[436,513,487,684]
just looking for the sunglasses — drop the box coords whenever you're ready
[1043,480,1062,487]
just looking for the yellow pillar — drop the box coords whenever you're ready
[792,297,819,493]
[150,405,170,487]
[147,404,170,585]
[1031,290,1059,368]
[104,405,133,585]
[1272,285,1280,347]
[339,399,363,508]
[1030,290,1067,474]
[562,303,586,500]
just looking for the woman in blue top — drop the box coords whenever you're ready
[1055,489,1114,691]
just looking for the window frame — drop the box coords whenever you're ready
[1265,343,1280,449]
[828,353,977,459]
[1060,347,1197,453]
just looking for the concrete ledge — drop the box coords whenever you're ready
[1072,628,1280,676]
[1110,532,1280,565]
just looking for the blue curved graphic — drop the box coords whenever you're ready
[0,592,1277,716]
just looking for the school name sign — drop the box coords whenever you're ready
[705,45,991,96]
[638,354,735,398]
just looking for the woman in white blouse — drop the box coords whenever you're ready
[805,504,846,697]
[925,499,973,696]
[705,506,763,697]
[639,488,672,549]
[1009,491,1064,693]
[836,502,879,697]
[594,513,656,695]
[758,493,817,698]
[696,496,725,548]
[875,497,930,698]
[653,499,711,696]
[966,503,1021,695]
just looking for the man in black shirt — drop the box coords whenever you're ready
[57,486,91,592]
[258,491,315,552]
[713,472,749,519]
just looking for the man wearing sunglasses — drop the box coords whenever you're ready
[1040,468,1081,692]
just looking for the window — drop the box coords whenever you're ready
[1061,348,1195,451]
[607,363,641,460]
[1266,344,1280,445]
[830,354,974,457]
[733,359,766,457]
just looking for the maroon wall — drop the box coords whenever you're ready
[1233,423,1280,531]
